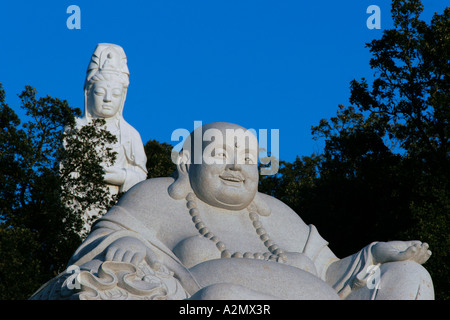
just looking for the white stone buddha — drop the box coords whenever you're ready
[32,122,434,300]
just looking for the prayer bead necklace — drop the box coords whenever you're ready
[186,192,287,263]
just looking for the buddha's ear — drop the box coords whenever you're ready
[178,149,190,175]
[168,150,191,200]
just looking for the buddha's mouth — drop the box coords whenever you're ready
[219,174,245,186]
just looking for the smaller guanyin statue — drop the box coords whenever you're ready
[72,43,148,232]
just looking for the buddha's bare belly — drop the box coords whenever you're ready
[188,258,340,300]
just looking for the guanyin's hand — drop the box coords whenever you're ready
[103,166,127,186]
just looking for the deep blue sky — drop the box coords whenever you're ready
[0,0,446,163]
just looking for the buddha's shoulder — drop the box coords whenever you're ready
[136,176,174,191]
[257,192,294,213]
[119,177,177,204]
[257,192,308,225]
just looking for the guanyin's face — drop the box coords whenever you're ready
[87,80,123,118]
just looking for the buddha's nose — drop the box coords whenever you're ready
[227,159,242,171]
[104,91,112,102]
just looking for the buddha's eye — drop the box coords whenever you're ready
[212,148,228,162]
[94,88,105,96]
[112,89,122,98]
[245,154,256,164]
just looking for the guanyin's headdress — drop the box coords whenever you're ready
[83,43,130,119]
[84,43,129,90]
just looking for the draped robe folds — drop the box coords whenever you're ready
[74,116,148,193]
[31,184,379,300]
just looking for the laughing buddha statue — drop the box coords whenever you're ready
[31,122,434,300]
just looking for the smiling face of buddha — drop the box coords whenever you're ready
[186,123,260,211]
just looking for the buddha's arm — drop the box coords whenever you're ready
[68,205,144,266]
[69,178,189,271]
[69,180,166,266]
[327,240,432,295]
[325,254,358,286]
[324,243,379,298]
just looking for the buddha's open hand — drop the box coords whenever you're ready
[371,240,431,265]
[105,236,161,270]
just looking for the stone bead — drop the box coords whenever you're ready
[260,234,269,241]
[232,252,243,258]
[204,232,214,239]
[253,253,264,259]
[186,193,196,201]
[256,228,266,235]
[264,240,274,248]
[243,252,253,258]
[195,222,205,230]
[263,252,271,259]
[216,241,226,251]
[192,216,201,224]
[248,212,259,221]
[268,245,279,253]
[221,250,231,258]
[252,220,262,228]
[198,227,209,235]
[189,208,200,217]
[186,200,197,209]
[210,236,219,243]
[273,248,284,255]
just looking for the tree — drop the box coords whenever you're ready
[144,139,176,179]
[260,0,449,299]
[259,155,322,222]
[60,117,120,236]
[345,0,449,299]
[0,83,117,299]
